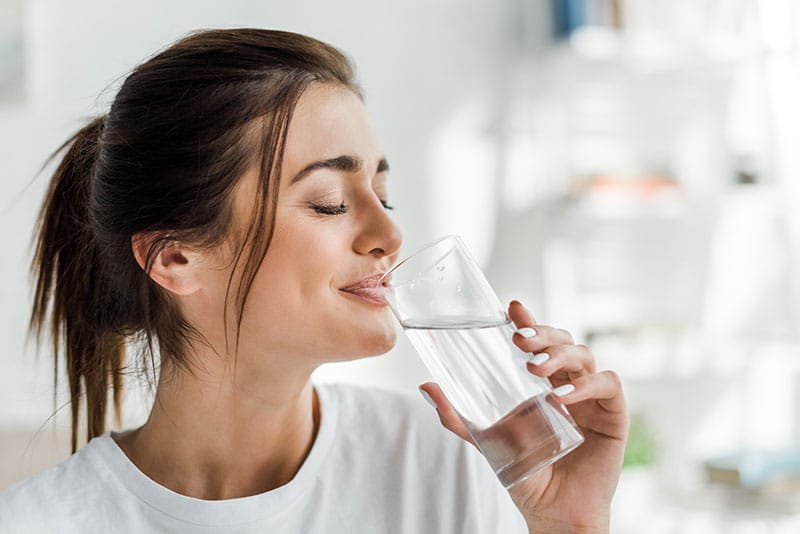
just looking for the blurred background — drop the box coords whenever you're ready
[1,0,799,531]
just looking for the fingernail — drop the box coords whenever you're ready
[529,353,550,365]
[516,327,537,338]
[553,384,575,397]
[418,387,436,408]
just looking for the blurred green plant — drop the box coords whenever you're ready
[623,413,658,469]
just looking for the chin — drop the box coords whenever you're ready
[331,324,398,362]
[365,326,398,356]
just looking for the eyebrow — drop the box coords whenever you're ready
[290,154,390,184]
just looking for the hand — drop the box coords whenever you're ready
[420,301,629,533]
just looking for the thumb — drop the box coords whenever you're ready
[418,382,475,446]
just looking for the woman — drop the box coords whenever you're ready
[0,29,628,533]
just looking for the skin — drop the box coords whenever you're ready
[119,82,629,532]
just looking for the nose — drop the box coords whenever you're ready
[353,197,403,260]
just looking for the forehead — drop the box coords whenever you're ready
[282,83,380,172]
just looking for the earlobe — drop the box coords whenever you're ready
[130,234,202,296]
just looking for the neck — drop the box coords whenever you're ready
[116,358,320,500]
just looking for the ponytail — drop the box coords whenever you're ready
[30,116,125,453]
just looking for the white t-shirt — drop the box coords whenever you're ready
[0,384,528,533]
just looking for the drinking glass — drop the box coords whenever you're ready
[380,235,584,488]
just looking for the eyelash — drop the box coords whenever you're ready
[310,200,394,215]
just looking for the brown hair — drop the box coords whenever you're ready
[29,28,361,452]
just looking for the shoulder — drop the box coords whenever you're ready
[0,436,119,532]
[316,383,528,532]
[319,382,427,417]
[318,382,445,444]
[318,382,471,472]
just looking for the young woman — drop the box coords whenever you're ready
[0,29,628,533]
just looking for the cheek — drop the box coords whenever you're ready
[238,211,398,358]
[245,261,326,320]
[238,228,337,327]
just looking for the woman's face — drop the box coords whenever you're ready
[208,83,403,369]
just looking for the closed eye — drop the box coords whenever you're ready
[309,199,394,216]
[310,202,348,216]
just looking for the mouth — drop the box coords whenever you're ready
[339,272,391,306]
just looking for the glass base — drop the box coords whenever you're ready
[463,391,586,489]
[498,432,584,489]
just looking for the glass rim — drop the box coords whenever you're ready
[379,233,462,286]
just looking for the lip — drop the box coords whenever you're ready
[339,272,391,306]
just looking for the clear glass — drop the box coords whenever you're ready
[381,234,584,488]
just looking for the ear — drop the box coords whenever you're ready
[131,233,203,296]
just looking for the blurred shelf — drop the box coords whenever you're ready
[612,466,800,534]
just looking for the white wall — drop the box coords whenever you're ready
[0,0,519,426]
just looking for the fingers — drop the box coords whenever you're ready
[419,383,475,446]
[525,344,597,377]
[512,324,575,353]
[550,370,626,414]
[508,300,594,376]
[509,301,573,346]
[508,300,536,327]
[510,299,572,350]
[508,300,620,411]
